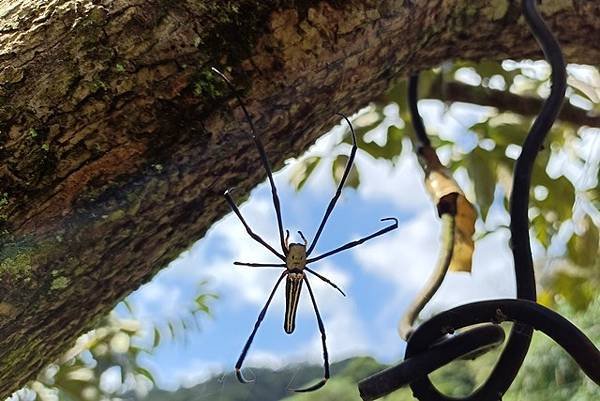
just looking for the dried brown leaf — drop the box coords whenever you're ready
[418,146,477,272]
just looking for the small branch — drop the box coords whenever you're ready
[436,81,600,127]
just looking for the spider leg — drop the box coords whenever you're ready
[212,67,288,256]
[234,261,286,268]
[235,271,287,384]
[297,231,307,246]
[224,188,285,261]
[291,277,329,392]
[305,267,346,296]
[307,113,357,256]
[307,217,398,264]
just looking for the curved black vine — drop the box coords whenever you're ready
[358,1,599,400]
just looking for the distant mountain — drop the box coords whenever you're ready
[144,357,384,401]
[143,298,600,401]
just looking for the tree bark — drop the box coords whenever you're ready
[0,0,599,396]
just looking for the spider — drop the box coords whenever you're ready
[212,67,398,392]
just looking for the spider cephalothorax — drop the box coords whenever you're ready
[213,67,398,392]
[286,231,308,270]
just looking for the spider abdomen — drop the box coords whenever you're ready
[284,273,304,334]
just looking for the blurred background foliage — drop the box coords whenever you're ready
[9,59,599,400]
[290,59,599,311]
[9,284,216,401]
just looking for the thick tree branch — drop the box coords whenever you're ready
[1,0,600,397]
[438,81,600,127]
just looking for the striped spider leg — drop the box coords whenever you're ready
[213,68,398,392]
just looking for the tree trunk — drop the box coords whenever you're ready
[0,0,599,396]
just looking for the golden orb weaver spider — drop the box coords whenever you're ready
[212,68,398,392]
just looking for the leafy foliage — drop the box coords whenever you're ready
[290,60,600,309]
[9,284,216,401]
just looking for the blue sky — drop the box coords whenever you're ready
[117,105,524,391]
[110,63,600,392]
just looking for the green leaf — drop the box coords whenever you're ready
[122,300,134,315]
[152,327,161,348]
[476,60,508,78]
[532,214,553,248]
[567,217,599,267]
[465,147,496,220]
[289,156,321,191]
[342,123,404,160]
[135,367,156,384]
[550,272,595,311]
[490,123,528,147]
[532,174,575,222]
[195,292,217,315]
[168,322,176,339]
[332,155,359,189]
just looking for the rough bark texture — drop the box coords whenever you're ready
[0,0,599,397]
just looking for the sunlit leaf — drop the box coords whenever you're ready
[567,74,600,103]
[110,332,130,354]
[153,327,161,348]
[567,217,599,267]
[532,174,575,222]
[550,271,595,311]
[353,108,382,128]
[332,154,359,189]
[122,299,134,315]
[136,367,156,384]
[532,214,553,248]
[289,156,321,191]
[465,147,496,221]
[65,367,94,382]
[168,322,176,339]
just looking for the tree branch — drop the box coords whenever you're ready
[437,81,600,127]
[1,0,600,396]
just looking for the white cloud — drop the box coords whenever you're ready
[355,148,431,212]
[354,209,440,290]
[301,263,368,362]
[133,281,183,320]
[149,358,224,390]
[354,208,516,337]
[163,196,288,309]
[244,350,286,371]
[310,303,370,359]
